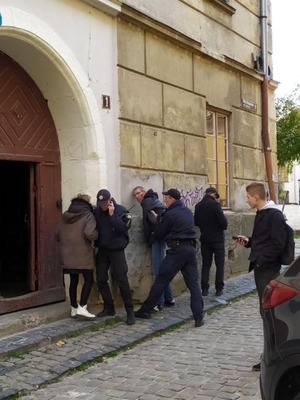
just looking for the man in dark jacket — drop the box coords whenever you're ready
[94,189,135,325]
[135,188,204,327]
[194,187,228,297]
[234,182,287,371]
[132,186,174,310]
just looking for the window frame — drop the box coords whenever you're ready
[206,108,229,208]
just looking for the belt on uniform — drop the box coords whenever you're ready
[167,239,196,247]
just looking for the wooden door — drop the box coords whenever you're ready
[0,52,65,314]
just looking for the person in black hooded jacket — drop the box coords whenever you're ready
[234,182,287,372]
[132,187,174,310]
[194,187,228,297]
[93,189,135,325]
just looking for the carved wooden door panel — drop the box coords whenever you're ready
[0,52,65,314]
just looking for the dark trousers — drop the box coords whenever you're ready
[201,241,225,291]
[254,264,280,316]
[69,270,94,308]
[96,249,133,311]
[142,243,203,320]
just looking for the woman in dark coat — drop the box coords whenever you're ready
[57,194,98,318]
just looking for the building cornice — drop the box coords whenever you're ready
[207,0,236,16]
[120,5,263,82]
[120,4,202,54]
[80,0,121,16]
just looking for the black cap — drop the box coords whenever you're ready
[96,189,111,206]
[205,187,220,199]
[162,188,181,200]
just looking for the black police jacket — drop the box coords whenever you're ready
[93,199,131,250]
[151,200,196,243]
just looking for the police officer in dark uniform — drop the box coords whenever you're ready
[135,188,204,327]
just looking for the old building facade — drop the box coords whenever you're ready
[0,0,277,313]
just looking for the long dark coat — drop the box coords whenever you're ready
[57,198,98,270]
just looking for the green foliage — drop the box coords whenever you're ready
[276,85,300,173]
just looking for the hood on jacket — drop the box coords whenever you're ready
[63,198,93,224]
[261,200,282,211]
[144,189,159,200]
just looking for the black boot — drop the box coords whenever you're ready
[135,307,151,319]
[126,310,135,325]
[195,317,204,327]
[96,308,116,318]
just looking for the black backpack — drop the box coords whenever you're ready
[281,221,295,265]
[269,209,295,265]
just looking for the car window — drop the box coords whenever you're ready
[283,256,300,277]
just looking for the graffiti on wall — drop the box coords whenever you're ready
[179,187,204,207]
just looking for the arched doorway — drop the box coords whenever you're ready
[0,52,65,314]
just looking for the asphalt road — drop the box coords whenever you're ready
[20,293,263,400]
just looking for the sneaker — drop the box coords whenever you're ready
[135,308,151,319]
[202,289,208,296]
[216,290,223,297]
[195,318,204,327]
[126,310,135,325]
[164,300,175,307]
[76,305,95,319]
[70,306,78,317]
[151,305,163,313]
[252,362,261,371]
[96,308,116,318]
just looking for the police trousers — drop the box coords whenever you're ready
[143,242,203,320]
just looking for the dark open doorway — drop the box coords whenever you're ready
[0,160,35,298]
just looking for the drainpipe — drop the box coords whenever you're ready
[261,0,276,201]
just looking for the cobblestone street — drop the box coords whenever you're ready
[1,204,299,399]
[20,294,262,400]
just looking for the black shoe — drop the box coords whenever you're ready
[202,289,208,296]
[216,290,223,296]
[96,308,116,318]
[195,318,204,327]
[151,305,163,313]
[126,310,135,325]
[252,362,261,371]
[164,299,175,307]
[135,308,151,319]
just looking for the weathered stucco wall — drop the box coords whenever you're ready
[111,0,276,304]
[117,211,255,304]
[117,15,276,212]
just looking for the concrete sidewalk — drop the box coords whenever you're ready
[281,203,300,231]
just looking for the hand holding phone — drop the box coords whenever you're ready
[108,198,115,216]
[232,235,249,245]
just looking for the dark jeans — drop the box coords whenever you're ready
[96,249,133,311]
[254,264,281,316]
[68,270,94,308]
[142,243,203,320]
[151,240,173,305]
[201,241,225,291]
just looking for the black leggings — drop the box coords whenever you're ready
[69,270,94,308]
